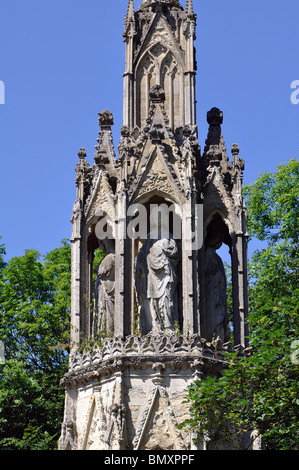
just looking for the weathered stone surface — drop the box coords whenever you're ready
[135,229,179,335]
[60,0,251,451]
[59,333,230,450]
[94,252,115,336]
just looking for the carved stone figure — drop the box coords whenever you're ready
[205,234,230,343]
[135,223,179,335]
[95,251,115,335]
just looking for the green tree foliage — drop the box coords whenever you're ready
[244,158,299,245]
[180,159,299,450]
[0,237,6,272]
[0,240,71,450]
[93,247,106,289]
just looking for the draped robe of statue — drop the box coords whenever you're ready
[135,234,179,335]
[95,252,115,335]
[205,236,230,343]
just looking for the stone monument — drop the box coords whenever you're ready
[59,0,251,450]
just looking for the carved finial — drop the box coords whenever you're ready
[124,0,136,38]
[203,107,230,167]
[207,107,223,126]
[94,111,116,170]
[231,143,240,157]
[232,143,245,171]
[186,0,194,15]
[78,147,87,160]
[98,110,114,129]
[204,107,224,153]
[126,0,134,19]
[121,125,130,138]
[75,148,91,197]
[149,84,166,103]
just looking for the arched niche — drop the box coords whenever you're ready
[136,52,156,128]
[84,214,116,340]
[135,44,184,130]
[128,192,183,336]
[203,212,232,343]
[160,50,182,130]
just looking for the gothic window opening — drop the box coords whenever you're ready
[136,53,156,128]
[136,45,183,130]
[204,213,232,344]
[86,218,115,342]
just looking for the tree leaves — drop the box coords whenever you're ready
[0,240,71,450]
[180,159,299,450]
[243,158,299,245]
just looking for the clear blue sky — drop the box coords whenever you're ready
[0,0,298,261]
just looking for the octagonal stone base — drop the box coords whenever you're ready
[59,333,251,450]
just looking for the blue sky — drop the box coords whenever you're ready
[0,0,298,261]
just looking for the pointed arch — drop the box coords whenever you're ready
[204,210,233,247]
[160,50,181,130]
[135,51,156,128]
[135,44,184,130]
[134,8,186,130]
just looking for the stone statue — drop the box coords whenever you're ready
[205,233,230,343]
[135,214,179,335]
[95,246,115,336]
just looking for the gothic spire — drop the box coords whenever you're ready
[126,0,134,19]
[124,0,135,32]
[186,0,194,15]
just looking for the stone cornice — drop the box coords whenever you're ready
[61,333,248,386]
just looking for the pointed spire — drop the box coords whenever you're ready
[75,148,91,202]
[94,110,116,170]
[126,0,134,19]
[186,0,194,16]
[203,107,228,167]
[124,0,136,37]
